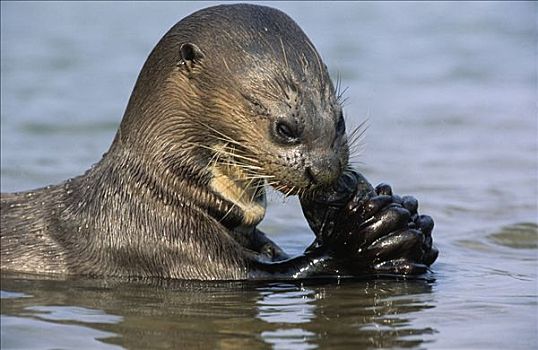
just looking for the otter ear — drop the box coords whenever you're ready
[179,43,205,71]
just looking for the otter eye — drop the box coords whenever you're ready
[336,112,346,134]
[274,120,299,143]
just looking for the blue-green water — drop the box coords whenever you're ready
[1,2,537,349]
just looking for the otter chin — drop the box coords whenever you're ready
[1,4,438,280]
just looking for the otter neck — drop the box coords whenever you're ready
[209,161,266,228]
[67,143,266,233]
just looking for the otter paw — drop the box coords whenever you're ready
[300,171,438,276]
[339,183,439,274]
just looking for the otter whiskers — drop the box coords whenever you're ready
[346,119,368,166]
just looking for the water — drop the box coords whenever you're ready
[1,1,536,349]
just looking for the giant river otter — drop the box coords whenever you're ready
[0,4,438,280]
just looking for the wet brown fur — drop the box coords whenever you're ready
[1,4,350,279]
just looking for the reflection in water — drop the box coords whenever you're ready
[1,315,121,350]
[268,281,435,349]
[1,275,436,350]
[26,305,123,324]
[256,280,436,349]
[257,284,316,324]
[261,328,316,350]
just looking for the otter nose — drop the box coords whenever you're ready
[305,159,340,186]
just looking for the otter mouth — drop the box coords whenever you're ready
[275,164,350,199]
[270,164,345,197]
[270,170,318,197]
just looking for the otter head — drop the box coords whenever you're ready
[115,4,350,226]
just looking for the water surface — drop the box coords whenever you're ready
[1,2,537,349]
